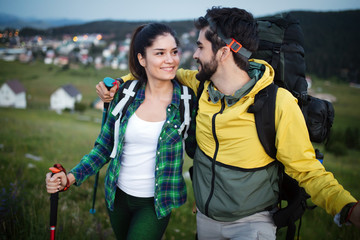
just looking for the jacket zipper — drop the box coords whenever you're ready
[205,98,225,216]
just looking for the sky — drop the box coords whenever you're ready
[1,0,360,21]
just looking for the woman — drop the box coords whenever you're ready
[45,23,197,240]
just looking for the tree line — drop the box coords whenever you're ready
[14,10,360,83]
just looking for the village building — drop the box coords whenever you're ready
[50,84,82,112]
[0,79,27,108]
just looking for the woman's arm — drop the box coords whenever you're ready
[96,73,135,102]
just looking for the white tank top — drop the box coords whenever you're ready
[117,113,165,197]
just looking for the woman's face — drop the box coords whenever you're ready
[138,33,180,83]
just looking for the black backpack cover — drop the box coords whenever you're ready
[252,13,308,105]
[252,12,334,143]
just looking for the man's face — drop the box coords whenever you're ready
[193,27,218,81]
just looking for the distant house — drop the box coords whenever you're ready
[50,84,82,112]
[0,79,27,108]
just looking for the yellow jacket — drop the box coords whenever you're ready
[175,59,356,217]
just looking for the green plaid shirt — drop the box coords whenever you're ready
[69,80,197,219]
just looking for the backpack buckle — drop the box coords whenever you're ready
[227,38,242,53]
[272,43,281,54]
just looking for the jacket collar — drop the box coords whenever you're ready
[208,61,265,106]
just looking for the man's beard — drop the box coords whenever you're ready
[195,57,218,81]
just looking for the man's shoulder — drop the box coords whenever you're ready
[276,87,298,106]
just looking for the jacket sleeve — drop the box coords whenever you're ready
[122,69,200,94]
[176,69,199,95]
[275,88,357,216]
[120,73,136,82]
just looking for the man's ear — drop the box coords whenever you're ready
[138,53,146,67]
[218,46,231,61]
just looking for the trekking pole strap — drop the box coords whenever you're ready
[49,164,70,192]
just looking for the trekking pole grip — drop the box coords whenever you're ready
[49,165,62,240]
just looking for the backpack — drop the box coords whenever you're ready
[252,13,308,106]
[252,12,335,143]
[109,79,194,158]
[248,13,335,240]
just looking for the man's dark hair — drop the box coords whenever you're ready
[195,7,258,71]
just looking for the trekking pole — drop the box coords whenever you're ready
[48,164,67,240]
[89,77,117,214]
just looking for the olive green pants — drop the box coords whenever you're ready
[107,188,171,240]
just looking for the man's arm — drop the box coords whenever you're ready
[176,68,199,94]
[96,69,199,102]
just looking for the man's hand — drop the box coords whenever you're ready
[349,202,360,228]
[96,81,118,103]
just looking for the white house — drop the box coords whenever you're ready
[50,84,82,112]
[0,79,27,108]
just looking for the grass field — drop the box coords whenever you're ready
[0,60,360,239]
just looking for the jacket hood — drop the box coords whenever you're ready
[247,59,275,97]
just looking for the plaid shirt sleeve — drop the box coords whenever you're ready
[69,91,120,186]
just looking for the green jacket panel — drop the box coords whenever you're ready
[193,147,279,221]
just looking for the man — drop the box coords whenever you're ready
[97,7,359,240]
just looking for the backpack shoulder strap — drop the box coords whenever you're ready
[196,80,206,104]
[179,85,194,140]
[248,83,278,159]
[111,80,140,118]
[110,80,141,158]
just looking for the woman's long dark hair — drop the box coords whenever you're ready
[128,23,179,82]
